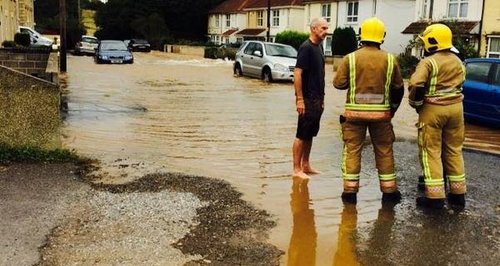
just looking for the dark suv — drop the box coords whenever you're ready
[128,39,151,52]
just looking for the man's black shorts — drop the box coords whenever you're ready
[296,99,324,141]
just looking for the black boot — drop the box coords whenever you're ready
[341,192,357,204]
[416,197,444,209]
[382,190,402,204]
[447,193,465,207]
[417,175,425,191]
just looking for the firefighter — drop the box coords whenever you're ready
[333,17,405,204]
[409,23,466,209]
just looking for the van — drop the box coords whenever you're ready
[18,26,53,47]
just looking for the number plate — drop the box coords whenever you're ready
[111,59,123,64]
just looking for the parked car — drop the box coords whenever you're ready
[74,35,99,55]
[233,41,297,82]
[128,39,151,52]
[463,58,500,127]
[18,26,53,47]
[95,40,134,64]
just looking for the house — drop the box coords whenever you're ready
[239,0,305,42]
[0,0,35,44]
[480,0,500,58]
[302,1,338,55]
[207,0,414,55]
[0,0,19,44]
[18,0,35,28]
[402,0,483,57]
[208,0,251,45]
[336,0,416,55]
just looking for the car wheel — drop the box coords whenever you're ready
[234,64,242,77]
[263,68,273,83]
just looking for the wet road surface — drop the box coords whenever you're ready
[63,52,500,265]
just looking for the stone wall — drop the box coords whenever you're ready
[0,65,61,149]
[0,48,57,82]
[163,45,205,57]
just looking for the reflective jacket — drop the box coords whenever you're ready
[408,51,465,108]
[334,46,404,121]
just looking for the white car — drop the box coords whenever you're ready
[18,26,53,47]
[75,36,99,55]
[233,41,297,82]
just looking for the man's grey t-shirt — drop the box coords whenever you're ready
[295,39,325,101]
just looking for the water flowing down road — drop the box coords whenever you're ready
[63,52,500,265]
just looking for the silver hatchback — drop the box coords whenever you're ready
[233,41,297,82]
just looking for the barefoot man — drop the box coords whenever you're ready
[292,17,329,179]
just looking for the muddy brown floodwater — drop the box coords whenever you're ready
[63,52,500,265]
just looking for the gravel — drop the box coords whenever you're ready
[0,163,282,266]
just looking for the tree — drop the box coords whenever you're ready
[94,0,226,42]
[130,13,169,49]
[275,31,309,51]
[34,0,86,47]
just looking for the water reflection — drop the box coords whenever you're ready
[332,204,359,266]
[356,204,396,265]
[288,176,317,266]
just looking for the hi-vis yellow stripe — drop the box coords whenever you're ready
[348,53,356,104]
[448,174,465,182]
[428,58,439,95]
[345,104,390,110]
[384,54,394,105]
[346,53,393,110]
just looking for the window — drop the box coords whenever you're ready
[322,4,331,22]
[494,66,500,86]
[422,0,429,19]
[257,11,263,27]
[487,37,500,58]
[272,10,280,27]
[325,36,332,56]
[215,15,220,27]
[244,42,257,55]
[347,1,359,23]
[465,63,491,83]
[226,14,231,27]
[448,0,468,18]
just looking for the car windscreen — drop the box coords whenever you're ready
[82,37,98,44]
[265,44,297,58]
[100,42,128,51]
[133,39,149,44]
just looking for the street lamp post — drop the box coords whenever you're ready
[267,0,271,42]
[59,0,67,72]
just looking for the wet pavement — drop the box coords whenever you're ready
[62,52,500,265]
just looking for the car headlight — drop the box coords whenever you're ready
[125,55,133,60]
[274,63,288,72]
[100,55,108,60]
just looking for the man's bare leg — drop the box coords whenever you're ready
[292,138,310,179]
[301,139,321,174]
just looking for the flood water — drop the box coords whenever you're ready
[63,52,500,265]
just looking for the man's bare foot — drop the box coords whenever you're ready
[303,167,321,175]
[292,171,310,179]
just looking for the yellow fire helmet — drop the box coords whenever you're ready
[419,23,453,53]
[359,17,386,44]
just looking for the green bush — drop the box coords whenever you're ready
[204,46,236,60]
[0,145,79,163]
[14,32,31,47]
[2,40,17,48]
[275,30,309,51]
[397,53,420,79]
[332,27,357,56]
